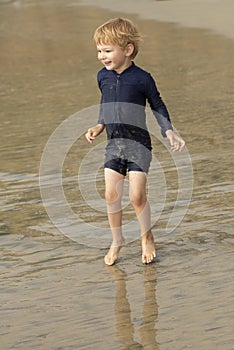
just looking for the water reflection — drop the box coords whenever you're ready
[108,265,159,349]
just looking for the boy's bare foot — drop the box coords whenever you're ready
[104,239,125,266]
[141,231,156,264]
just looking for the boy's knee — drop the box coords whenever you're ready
[130,193,146,208]
[105,191,120,204]
[105,191,122,213]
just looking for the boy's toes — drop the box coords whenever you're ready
[142,251,156,264]
[104,255,116,266]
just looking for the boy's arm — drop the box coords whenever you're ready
[146,74,185,151]
[85,123,105,143]
[146,74,173,137]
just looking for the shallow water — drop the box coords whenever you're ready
[0,1,234,349]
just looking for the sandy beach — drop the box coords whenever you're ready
[79,0,234,40]
[0,0,233,349]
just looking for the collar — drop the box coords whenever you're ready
[111,61,135,76]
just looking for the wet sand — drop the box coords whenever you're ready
[79,0,234,40]
[0,0,234,349]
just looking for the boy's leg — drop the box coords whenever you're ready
[129,171,156,264]
[104,168,125,265]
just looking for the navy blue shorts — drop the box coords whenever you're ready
[104,139,152,176]
[104,157,150,176]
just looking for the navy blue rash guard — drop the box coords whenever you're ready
[97,62,173,152]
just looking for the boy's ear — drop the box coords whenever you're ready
[125,43,134,57]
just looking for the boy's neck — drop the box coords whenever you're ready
[114,61,133,74]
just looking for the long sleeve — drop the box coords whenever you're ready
[97,71,105,124]
[145,74,173,137]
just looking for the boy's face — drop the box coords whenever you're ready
[96,43,133,74]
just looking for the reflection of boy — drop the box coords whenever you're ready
[86,18,185,265]
[108,265,159,348]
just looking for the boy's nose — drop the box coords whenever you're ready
[99,51,106,60]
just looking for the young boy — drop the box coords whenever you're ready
[85,18,185,265]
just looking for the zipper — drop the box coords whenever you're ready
[115,74,120,123]
[116,74,120,101]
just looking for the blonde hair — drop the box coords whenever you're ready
[93,17,142,59]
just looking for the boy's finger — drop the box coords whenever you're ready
[179,140,186,151]
[171,143,180,151]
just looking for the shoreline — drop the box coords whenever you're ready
[78,0,234,40]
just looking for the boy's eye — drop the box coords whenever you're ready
[97,48,112,54]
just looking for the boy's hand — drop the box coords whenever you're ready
[85,128,96,143]
[165,129,185,152]
[85,124,105,143]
